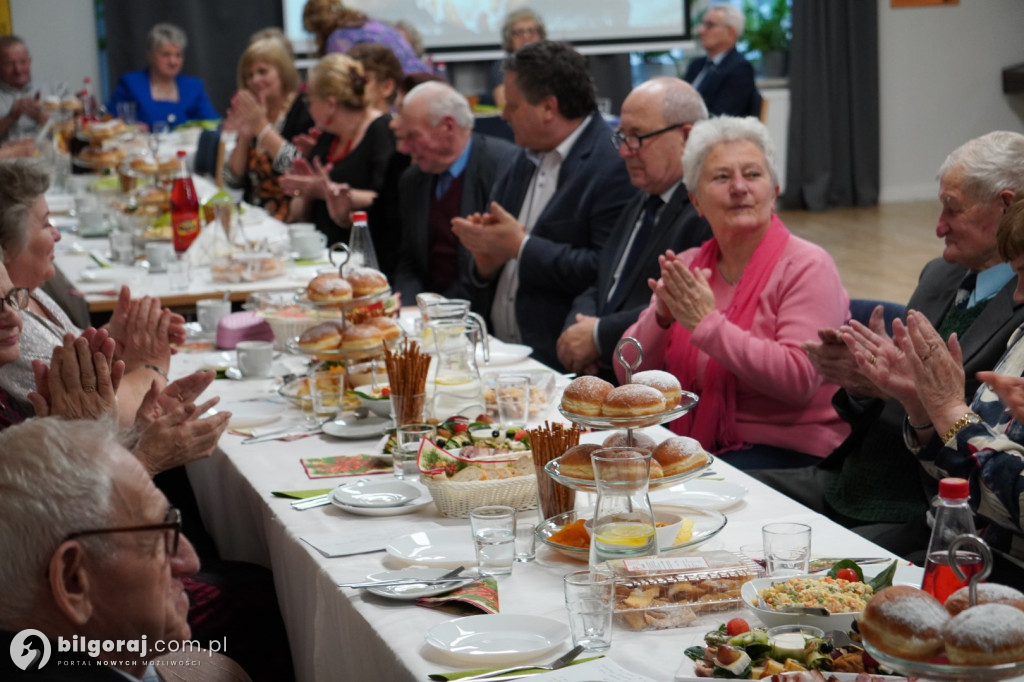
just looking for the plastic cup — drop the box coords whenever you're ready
[763,523,811,576]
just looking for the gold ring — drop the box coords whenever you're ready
[293,189,300,197]
[869,355,877,365]
[82,385,97,392]
[177,394,186,402]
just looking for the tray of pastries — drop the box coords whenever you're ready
[294,268,391,310]
[557,372,697,429]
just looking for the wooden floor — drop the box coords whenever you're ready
[778,200,940,304]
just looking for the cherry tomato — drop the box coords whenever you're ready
[453,422,469,434]
[725,618,750,637]
[513,429,528,441]
[475,414,494,424]
[380,387,390,397]
[836,568,859,582]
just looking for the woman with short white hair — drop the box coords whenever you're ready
[619,116,850,469]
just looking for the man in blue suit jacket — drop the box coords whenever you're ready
[391,81,516,302]
[683,3,762,118]
[557,78,712,381]
[452,41,637,371]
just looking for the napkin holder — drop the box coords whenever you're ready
[216,311,274,349]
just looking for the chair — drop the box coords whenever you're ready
[849,298,907,336]
[194,128,224,186]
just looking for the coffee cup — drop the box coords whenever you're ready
[236,341,274,378]
[292,231,327,260]
[145,241,174,273]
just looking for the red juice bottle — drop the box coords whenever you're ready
[170,150,200,255]
[920,477,980,603]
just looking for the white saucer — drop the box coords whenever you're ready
[649,479,748,511]
[386,527,476,567]
[476,341,532,366]
[322,415,390,439]
[219,401,284,429]
[332,480,420,507]
[363,568,475,600]
[425,614,569,666]
[78,265,144,284]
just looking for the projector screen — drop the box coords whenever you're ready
[284,0,691,53]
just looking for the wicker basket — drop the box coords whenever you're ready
[422,474,539,518]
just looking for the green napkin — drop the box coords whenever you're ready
[271,488,332,499]
[427,655,604,681]
[293,258,331,266]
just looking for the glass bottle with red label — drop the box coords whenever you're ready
[170,150,200,255]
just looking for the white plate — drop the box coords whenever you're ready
[219,401,284,430]
[322,415,390,439]
[386,527,476,567]
[425,614,569,666]
[649,479,748,510]
[363,568,476,600]
[477,341,532,366]
[78,266,144,283]
[332,480,420,507]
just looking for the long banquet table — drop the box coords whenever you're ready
[178,347,920,682]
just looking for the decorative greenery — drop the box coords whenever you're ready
[741,0,792,54]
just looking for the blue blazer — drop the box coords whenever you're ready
[684,48,762,118]
[467,114,638,371]
[565,183,711,381]
[107,69,219,129]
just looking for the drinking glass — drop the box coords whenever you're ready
[470,505,516,577]
[496,374,530,429]
[563,568,615,652]
[763,523,811,576]
[514,516,537,562]
[308,361,344,419]
[394,423,434,480]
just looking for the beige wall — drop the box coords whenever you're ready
[878,0,1024,202]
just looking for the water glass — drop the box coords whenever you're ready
[389,392,427,426]
[470,505,516,577]
[763,523,811,576]
[167,256,190,291]
[116,101,137,125]
[109,231,134,265]
[394,423,434,480]
[308,361,344,418]
[514,516,537,562]
[563,568,615,652]
[496,374,530,429]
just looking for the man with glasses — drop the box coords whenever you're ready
[452,41,636,372]
[0,418,213,680]
[683,3,762,118]
[557,78,712,380]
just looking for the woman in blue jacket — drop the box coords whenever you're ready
[107,23,219,130]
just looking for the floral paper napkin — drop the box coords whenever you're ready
[415,577,499,616]
[300,454,392,479]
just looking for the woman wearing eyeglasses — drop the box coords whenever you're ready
[619,117,850,469]
[490,9,546,108]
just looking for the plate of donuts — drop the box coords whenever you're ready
[558,373,698,430]
[544,437,714,493]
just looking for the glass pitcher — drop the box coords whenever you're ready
[423,299,490,363]
[588,447,658,568]
[429,318,485,420]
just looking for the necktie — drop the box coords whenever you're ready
[608,194,663,309]
[435,170,453,199]
[955,271,978,310]
[692,60,715,91]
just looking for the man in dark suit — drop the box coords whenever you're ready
[683,3,761,118]
[754,131,1024,545]
[452,41,636,371]
[390,81,516,302]
[556,78,712,381]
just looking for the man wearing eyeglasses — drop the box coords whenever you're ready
[683,3,762,118]
[557,78,712,380]
[451,41,636,372]
[0,418,205,680]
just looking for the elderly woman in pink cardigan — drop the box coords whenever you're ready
[618,116,850,469]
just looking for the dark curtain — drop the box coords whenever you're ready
[103,1,284,115]
[781,0,879,210]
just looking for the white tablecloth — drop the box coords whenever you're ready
[177,348,920,682]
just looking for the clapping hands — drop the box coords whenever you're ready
[647,250,714,331]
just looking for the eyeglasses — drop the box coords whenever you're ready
[0,287,29,313]
[700,20,726,29]
[610,123,684,151]
[64,507,182,556]
[511,26,540,38]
